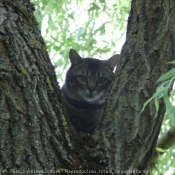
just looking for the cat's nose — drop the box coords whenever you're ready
[88,84,96,93]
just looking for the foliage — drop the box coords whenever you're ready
[153,118,175,175]
[31,0,130,84]
[141,62,175,174]
[31,0,174,174]
[140,62,175,123]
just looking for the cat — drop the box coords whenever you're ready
[61,49,119,134]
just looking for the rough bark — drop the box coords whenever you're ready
[95,0,175,173]
[0,0,78,173]
[0,0,107,174]
[0,0,174,175]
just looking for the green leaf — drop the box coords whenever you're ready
[156,81,169,91]
[139,94,156,115]
[155,87,168,99]
[164,95,175,124]
[154,98,159,118]
[168,60,175,64]
[156,147,166,153]
[157,68,175,82]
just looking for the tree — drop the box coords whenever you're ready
[33,0,175,172]
[0,0,174,174]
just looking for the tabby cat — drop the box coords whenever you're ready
[61,49,119,133]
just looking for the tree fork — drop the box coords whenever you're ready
[0,0,174,175]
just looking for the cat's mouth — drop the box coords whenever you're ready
[86,93,95,98]
[82,91,105,103]
[85,91,98,98]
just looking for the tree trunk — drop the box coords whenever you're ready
[95,0,175,173]
[0,0,174,175]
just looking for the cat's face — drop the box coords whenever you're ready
[64,49,119,107]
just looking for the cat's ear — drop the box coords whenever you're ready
[105,54,120,71]
[69,49,83,65]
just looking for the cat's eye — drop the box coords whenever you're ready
[78,75,87,83]
[98,77,106,85]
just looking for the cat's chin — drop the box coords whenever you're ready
[82,95,105,104]
[62,87,104,109]
[79,91,106,104]
[68,97,104,109]
[73,95,105,109]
